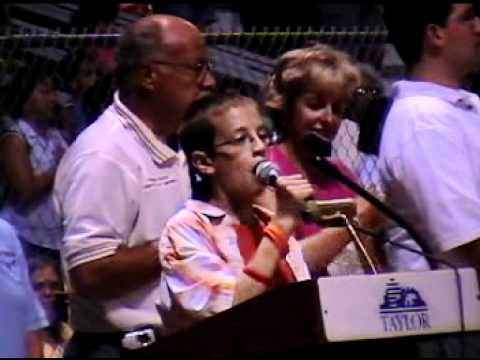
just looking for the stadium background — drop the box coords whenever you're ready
[0,3,416,200]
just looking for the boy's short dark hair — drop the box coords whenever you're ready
[383,3,453,68]
[180,91,263,201]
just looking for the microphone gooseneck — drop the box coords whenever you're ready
[303,131,434,262]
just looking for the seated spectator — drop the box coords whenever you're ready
[158,93,374,334]
[29,255,72,358]
[151,3,243,32]
[152,4,208,29]
[0,71,68,259]
[0,218,48,357]
[70,3,119,72]
[70,2,119,33]
[264,45,386,276]
[119,3,153,17]
[57,49,102,142]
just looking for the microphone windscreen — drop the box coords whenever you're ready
[253,160,280,186]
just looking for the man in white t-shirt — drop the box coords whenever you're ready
[380,5,480,355]
[54,15,216,357]
[380,3,480,268]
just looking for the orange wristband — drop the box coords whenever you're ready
[243,267,272,287]
[263,222,289,257]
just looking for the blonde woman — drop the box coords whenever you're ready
[265,45,386,276]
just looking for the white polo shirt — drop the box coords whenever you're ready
[54,92,191,332]
[379,80,480,268]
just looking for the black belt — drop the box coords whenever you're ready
[74,327,160,350]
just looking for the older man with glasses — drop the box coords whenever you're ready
[53,15,216,357]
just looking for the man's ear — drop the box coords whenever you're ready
[425,23,446,48]
[191,151,215,176]
[140,68,157,91]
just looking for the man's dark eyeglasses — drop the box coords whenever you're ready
[151,59,214,78]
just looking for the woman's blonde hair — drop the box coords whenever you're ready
[265,44,361,115]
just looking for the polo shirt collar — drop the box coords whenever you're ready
[393,80,480,113]
[113,91,177,164]
[186,200,227,220]
[185,199,274,226]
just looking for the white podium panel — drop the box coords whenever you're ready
[317,268,480,342]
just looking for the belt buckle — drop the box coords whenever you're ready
[121,328,156,350]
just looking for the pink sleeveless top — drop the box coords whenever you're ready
[267,144,357,240]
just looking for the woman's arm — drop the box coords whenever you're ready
[26,329,44,358]
[1,134,55,205]
[300,196,387,275]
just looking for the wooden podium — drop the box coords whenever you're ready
[155,270,480,358]
[159,280,325,358]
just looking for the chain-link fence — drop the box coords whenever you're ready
[0,26,391,189]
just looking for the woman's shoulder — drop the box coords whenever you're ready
[309,159,358,199]
[0,116,22,138]
[266,143,300,175]
[13,118,37,142]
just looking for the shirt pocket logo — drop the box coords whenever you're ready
[144,175,178,190]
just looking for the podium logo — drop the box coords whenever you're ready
[379,279,431,333]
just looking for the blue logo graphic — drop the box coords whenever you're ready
[379,279,431,333]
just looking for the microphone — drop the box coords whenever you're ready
[253,159,356,226]
[253,159,281,186]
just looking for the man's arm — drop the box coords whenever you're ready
[59,155,161,300]
[26,330,44,358]
[70,241,161,300]
[389,122,480,268]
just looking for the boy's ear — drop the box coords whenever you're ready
[191,151,215,176]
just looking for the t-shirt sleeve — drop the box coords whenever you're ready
[392,124,480,252]
[58,154,140,270]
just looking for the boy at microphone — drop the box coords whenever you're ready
[157,92,366,334]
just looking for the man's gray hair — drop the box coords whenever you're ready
[115,20,164,92]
